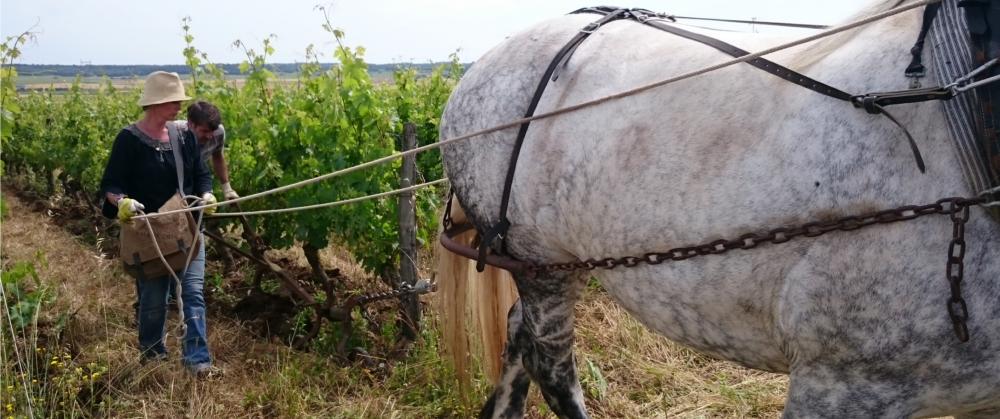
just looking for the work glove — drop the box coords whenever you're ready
[221,182,239,200]
[117,198,145,222]
[200,192,218,215]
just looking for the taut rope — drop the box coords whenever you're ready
[136,0,938,220]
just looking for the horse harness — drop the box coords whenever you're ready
[441,5,1000,342]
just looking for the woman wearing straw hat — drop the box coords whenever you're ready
[99,71,218,377]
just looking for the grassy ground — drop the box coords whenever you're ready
[1,188,790,418]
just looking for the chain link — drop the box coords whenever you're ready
[946,200,971,342]
[355,279,435,307]
[530,197,982,272]
[528,196,989,342]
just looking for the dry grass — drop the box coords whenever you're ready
[2,188,794,417]
[573,283,788,418]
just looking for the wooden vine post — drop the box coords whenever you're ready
[398,122,420,340]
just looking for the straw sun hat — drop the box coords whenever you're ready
[138,71,191,107]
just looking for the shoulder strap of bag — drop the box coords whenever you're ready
[167,122,184,194]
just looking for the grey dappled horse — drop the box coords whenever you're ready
[437,1,1000,417]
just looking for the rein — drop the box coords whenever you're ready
[668,15,829,30]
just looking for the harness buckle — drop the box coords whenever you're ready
[580,22,601,34]
[851,95,883,114]
[476,218,510,272]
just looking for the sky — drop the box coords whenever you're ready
[2,0,873,65]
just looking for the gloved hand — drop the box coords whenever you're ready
[200,192,218,215]
[221,182,239,200]
[117,198,145,222]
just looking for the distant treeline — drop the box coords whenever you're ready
[13,62,464,78]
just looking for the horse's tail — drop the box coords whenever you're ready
[436,197,518,392]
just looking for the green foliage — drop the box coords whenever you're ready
[2,252,50,330]
[0,161,7,219]
[0,251,112,417]
[581,357,609,400]
[4,17,462,278]
[2,30,37,151]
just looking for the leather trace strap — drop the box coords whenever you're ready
[573,7,855,102]
[906,3,943,78]
[575,7,931,171]
[475,8,632,272]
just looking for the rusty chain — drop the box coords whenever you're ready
[526,196,991,342]
[352,279,436,307]
[946,200,971,342]
[530,196,986,272]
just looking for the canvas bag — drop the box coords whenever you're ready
[119,123,201,280]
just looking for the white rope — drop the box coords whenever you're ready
[205,178,448,217]
[134,194,205,340]
[136,0,937,221]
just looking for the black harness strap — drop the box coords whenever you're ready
[575,7,928,171]
[906,3,944,78]
[475,8,631,272]
[574,7,855,102]
[473,5,996,270]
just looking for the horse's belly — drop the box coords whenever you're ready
[595,255,793,373]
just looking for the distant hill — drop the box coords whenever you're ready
[12,62,462,79]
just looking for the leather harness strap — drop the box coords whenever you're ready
[472,5,996,270]
[475,8,632,272]
[575,7,929,172]
[573,7,856,102]
[906,3,944,78]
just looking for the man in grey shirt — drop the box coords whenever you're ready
[173,101,238,200]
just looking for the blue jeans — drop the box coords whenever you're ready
[135,238,212,368]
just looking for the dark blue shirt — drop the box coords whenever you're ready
[100,125,212,219]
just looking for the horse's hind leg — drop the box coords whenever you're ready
[481,271,588,419]
[480,300,531,419]
[517,271,589,418]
